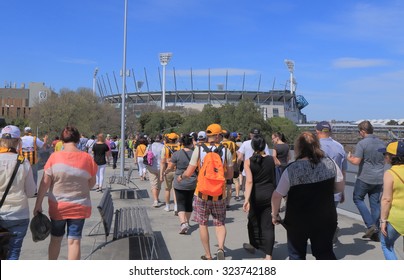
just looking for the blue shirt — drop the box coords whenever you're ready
[319,137,347,172]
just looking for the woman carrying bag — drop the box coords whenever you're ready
[0,125,36,260]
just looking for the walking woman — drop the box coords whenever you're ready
[135,137,148,181]
[242,134,276,259]
[92,133,110,191]
[0,125,36,260]
[271,131,344,260]
[271,132,290,185]
[34,126,97,259]
[379,140,404,260]
[165,133,197,234]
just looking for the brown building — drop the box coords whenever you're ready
[0,82,50,120]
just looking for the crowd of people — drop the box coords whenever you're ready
[0,120,403,260]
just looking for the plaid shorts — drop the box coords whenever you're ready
[192,195,226,226]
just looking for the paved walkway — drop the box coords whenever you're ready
[19,158,403,260]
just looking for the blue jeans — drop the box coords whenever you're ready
[51,219,85,240]
[0,219,29,260]
[380,222,401,260]
[353,179,382,229]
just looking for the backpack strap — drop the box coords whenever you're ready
[182,149,191,162]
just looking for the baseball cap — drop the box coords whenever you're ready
[1,125,21,139]
[166,132,179,140]
[230,132,238,138]
[30,212,51,242]
[316,121,332,132]
[378,141,404,157]
[206,123,225,136]
[24,127,32,133]
[250,128,261,135]
[197,131,206,140]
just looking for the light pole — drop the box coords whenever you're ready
[159,52,172,110]
[93,67,98,95]
[284,59,295,111]
[120,0,128,176]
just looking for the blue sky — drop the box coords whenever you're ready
[1,0,404,122]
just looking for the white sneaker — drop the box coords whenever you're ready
[152,200,159,208]
[179,223,188,234]
[164,204,170,212]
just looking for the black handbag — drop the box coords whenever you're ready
[0,155,25,260]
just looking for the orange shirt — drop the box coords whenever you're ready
[44,151,97,220]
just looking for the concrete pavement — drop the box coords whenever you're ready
[19,157,403,260]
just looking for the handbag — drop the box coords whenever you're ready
[0,155,25,260]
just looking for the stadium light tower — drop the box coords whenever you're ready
[284,59,295,111]
[159,52,172,110]
[92,67,98,95]
[120,0,128,176]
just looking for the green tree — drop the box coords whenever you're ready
[231,100,271,137]
[29,88,120,138]
[386,120,399,125]
[267,117,300,147]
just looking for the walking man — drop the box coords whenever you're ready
[20,127,48,186]
[316,121,347,243]
[179,124,233,260]
[347,120,385,241]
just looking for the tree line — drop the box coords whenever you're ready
[19,88,300,147]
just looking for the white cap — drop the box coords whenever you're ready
[24,127,32,133]
[1,125,21,139]
[197,131,206,140]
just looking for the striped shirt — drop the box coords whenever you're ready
[44,151,97,220]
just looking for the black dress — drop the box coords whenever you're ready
[247,155,276,256]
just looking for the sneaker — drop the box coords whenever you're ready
[179,223,188,234]
[152,200,159,208]
[216,249,225,260]
[363,225,377,238]
[243,243,256,254]
[174,204,178,216]
[164,204,170,212]
[370,231,380,242]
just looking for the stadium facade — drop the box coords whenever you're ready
[99,68,309,124]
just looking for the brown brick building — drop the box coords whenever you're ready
[0,82,50,120]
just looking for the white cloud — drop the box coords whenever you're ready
[332,57,390,68]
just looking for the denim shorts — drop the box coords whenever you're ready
[51,219,85,240]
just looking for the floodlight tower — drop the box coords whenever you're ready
[159,52,172,110]
[284,59,295,111]
[93,67,98,95]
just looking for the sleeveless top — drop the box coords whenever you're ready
[387,165,404,234]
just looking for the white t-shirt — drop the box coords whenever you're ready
[238,139,271,176]
[21,135,44,151]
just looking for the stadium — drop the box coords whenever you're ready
[98,61,309,124]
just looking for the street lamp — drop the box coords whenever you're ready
[93,67,99,95]
[159,52,172,110]
[120,0,128,176]
[284,59,295,111]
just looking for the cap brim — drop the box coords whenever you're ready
[378,147,387,153]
